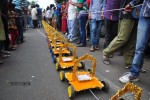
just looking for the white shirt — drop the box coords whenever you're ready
[46,9,53,18]
[68,0,77,20]
[31,8,37,20]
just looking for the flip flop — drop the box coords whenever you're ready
[103,55,110,65]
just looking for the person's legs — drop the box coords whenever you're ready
[57,14,62,31]
[78,16,87,46]
[130,17,150,77]
[10,30,16,45]
[70,19,78,41]
[90,19,96,47]
[33,20,35,28]
[61,17,67,33]
[66,20,72,39]
[123,20,138,67]
[94,20,103,47]
[104,18,112,48]
[103,19,134,56]
[1,16,10,50]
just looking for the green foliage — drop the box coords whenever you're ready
[29,0,38,5]
[55,0,66,3]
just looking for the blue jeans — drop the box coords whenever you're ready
[90,19,103,46]
[67,19,78,40]
[130,15,150,77]
[79,16,87,45]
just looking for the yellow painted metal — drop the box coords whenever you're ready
[57,43,83,69]
[52,48,70,55]
[68,86,72,98]
[111,82,142,100]
[65,54,104,92]
[60,71,63,81]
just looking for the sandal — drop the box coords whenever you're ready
[103,55,110,65]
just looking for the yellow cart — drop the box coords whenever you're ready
[56,43,84,71]
[60,54,109,98]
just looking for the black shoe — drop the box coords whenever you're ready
[77,43,86,47]
[20,40,25,43]
[0,60,3,64]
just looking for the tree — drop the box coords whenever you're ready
[29,0,38,5]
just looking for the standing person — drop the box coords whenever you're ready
[42,9,46,21]
[27,5,33,28]
[88,0,105,52]
[52,7,57,29]
[69,0,88,47]
[36,4,42,28]
[102,0,140,65]
[61,1,67,34]
[12,0,24,43]
[103,0,122,49]
[119,0,150,83]
[31,5,38,28]
[8,3,19,50]
[0,12,6,64]
[1,0,11,51]
[46,6,53,25]
[56,1,61,31]
[67,0,78,42]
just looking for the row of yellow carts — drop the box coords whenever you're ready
[42,20,142,100]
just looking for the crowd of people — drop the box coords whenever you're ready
[0,0,28,64]
[43,0,149,84]
[0,0,45,65]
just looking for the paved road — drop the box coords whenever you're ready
[0,28,149,100]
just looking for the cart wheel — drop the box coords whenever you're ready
[59,71,65,81]
[101,81,109,93]
[76,56,78,59]
[69,50,73,56]
[51,50,54,57]
[53,55,56,63]
[68,85,75,98]
[88,69,92,73]
[49,47,52,53]
[56,62,60,71]
[81,62,85,69]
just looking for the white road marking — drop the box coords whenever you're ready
[89,89,100,100]
[36,29,46,38]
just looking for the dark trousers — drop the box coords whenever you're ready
[1,16,10,50]
[16,17,24,42]
[14,9,24,42]
[104,18,118,48]
[33,20,38,28]
[79,16,88,45]
[57,14,62,31]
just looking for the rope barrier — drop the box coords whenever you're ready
[79,4,142,14]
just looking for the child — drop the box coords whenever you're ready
[52,7,57,29]
[8,3,19,50]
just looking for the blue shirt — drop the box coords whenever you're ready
[89,0,105,20]
[12,0,21,10]
[56,3,61,15]
[130,0,150,17]
[37,8,42,15]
